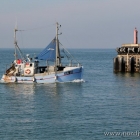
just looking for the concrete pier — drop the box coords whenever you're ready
[114,28,140,73]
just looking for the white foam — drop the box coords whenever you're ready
[0,80,8,84]
[72,79,85,83]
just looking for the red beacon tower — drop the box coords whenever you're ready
[134,27,138,44]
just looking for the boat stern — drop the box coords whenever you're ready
[1,74,16,83]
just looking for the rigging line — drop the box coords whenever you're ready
[18,24,55,31]
[59,42,80,64]
[16,31,26,59]
[19,31,25,49]
[62,49,70,59]
[16,44,25,61]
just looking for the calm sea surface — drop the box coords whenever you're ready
[0,48,140,140]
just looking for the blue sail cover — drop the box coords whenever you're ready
[36,38,56,61]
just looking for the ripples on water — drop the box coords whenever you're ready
[0,49,140,140]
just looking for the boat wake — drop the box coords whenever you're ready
[0,80,9,84]
[72,79,85,83]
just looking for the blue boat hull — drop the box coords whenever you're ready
[1,67,83,83]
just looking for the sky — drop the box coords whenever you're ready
[0,0,140,49]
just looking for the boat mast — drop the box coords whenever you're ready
[14,28,18,60]
[56,22,61,66]
[14,27,25,61]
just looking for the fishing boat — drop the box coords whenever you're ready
[1,22,83,83]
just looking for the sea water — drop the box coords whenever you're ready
[0,48,140,140]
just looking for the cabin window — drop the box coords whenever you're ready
[30,64,32,67]
[64,71,73,75]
